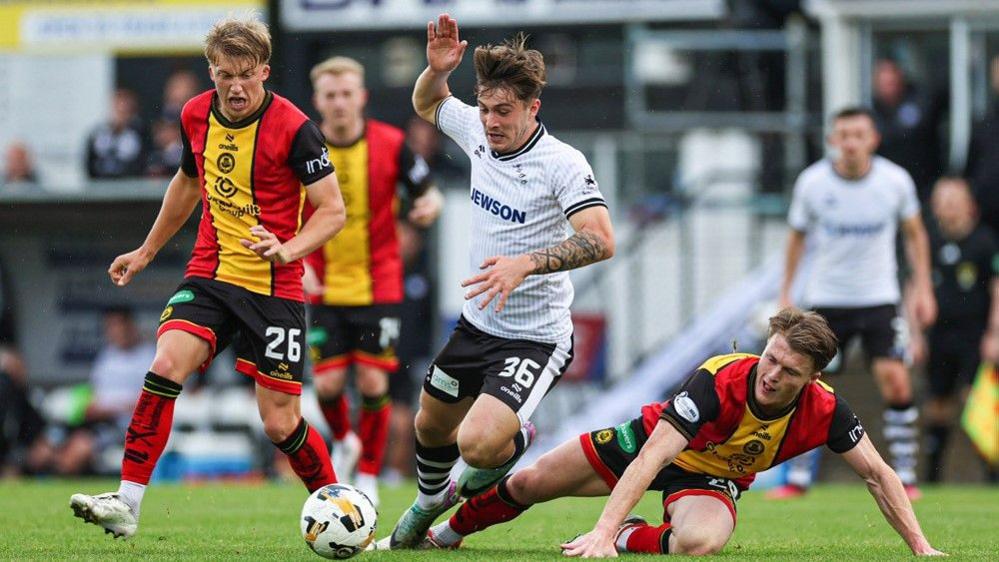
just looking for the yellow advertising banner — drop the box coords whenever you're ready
[0,1,263,53]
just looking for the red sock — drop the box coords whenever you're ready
[450,476,529,536]
[357,394,391,476]
[120,373,181,485]
[318,393,351,440]
[276,418,337,492]
[624,523,672,554]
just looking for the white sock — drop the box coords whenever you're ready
[117,481,146,517]
[615,526,636,552]
[417,484,453,510]
[430,520,464,546]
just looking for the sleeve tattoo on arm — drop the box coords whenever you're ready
[529,231,606,274]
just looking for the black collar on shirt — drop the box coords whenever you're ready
[491,121,546,161]
[211,91,273,129]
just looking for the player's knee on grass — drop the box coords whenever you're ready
[671,526,727,556]
[504,467,549,505]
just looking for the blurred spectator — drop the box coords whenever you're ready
[85,88,147,179]
[964,54,999,235]
[161,69,201,122]
[145,118,184,177]
[872,59,946,202]
[52,307,154,475]
[2,141,38,187]
[383,220,436,482]
[915,177,999,483]
[0,258,52,477]
[406,116,466,184]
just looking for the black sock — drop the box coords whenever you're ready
[415,438,460,499]
[924,424,950,483]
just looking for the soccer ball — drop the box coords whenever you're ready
[301,484,377,559]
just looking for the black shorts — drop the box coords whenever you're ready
[158,277,306,395]
[308,304,401,375]
[926,327,983,398]
[423,316,573,424]
[580,417,739,525]
[812,304,906,372]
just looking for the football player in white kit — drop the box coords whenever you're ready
[380,14,615,549]
[777,107,936,500]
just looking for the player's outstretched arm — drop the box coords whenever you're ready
[243,173,345,264]
[413,13,468,124]
[108,169,200,287]
[561,420,688,558]
[841,434,945,556]
[462,205,614,313]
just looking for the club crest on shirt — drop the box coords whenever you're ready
[595,429,614,445]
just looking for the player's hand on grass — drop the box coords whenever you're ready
[242,225,291,264]
[560,530,618,558]
[408,188,443,228]
[427,13,467,74]
[462,254,534,313]
[108,247,153,287]
[915,546,947,556]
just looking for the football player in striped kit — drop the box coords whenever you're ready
[70,15,345,539]
[380,14,615,549]
[421,309,943,557]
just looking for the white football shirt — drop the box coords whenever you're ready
[435,96,606,343]
[788,155,920,307]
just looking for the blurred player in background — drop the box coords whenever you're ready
[778,107,936,499]
[915,177,999,482]
[417,308,943,556]
[70,15,345,539]
[381,14,615,549]
[304,56,442,507]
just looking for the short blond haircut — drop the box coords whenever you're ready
[310,56,365,86]
[204,14,271,67]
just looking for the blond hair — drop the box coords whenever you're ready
[204,14,271,67]
[310,56,365,86]
[473,33,546,102]
[768,308,839,372]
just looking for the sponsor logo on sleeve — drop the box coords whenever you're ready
[674,391,700,423]
[167,289,195,306]
[615,422,637,453]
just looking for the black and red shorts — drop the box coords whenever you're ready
[580,417,740,525]
[308,304,401,376]
[157,277,306,395]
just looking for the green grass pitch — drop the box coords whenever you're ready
[0,480,995,560]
